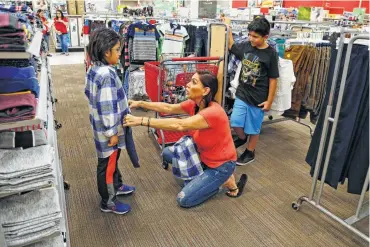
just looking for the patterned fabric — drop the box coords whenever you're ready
[0,129,47,149]
[128,70,146,99]
[85,62,129,158]
[170,136,204,181]
[132,27,157,61]
[7,123,42,132]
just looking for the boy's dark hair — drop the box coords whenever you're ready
[87,28,121,65]
[248,17,270,37]
[36,9,43,17]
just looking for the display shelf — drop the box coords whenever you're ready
[0,64,48,131]
[46,56,70,247]
[0,31,42,60]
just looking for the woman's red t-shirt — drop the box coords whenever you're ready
[180,100,237,168]
[54,17,69,34]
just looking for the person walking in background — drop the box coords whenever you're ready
[53,10,69,55]
[37,9,52,57]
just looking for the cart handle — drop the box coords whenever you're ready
[166,56,223,62]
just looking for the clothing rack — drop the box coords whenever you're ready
[292,30,370,243]
[265,23,334,136]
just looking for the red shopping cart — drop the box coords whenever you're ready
[144,56,223,150]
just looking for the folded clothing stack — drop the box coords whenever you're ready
[0,145,55,196]
[0,65,39,97]
[0,91,37,123]
[27,234,64,247]
[0,13,26,51]
[0,188,62,247]
[0,129,47,149]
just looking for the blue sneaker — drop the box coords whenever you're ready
[100,201,131,215]
[116,184,135,196]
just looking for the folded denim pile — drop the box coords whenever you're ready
[0,145,55,196]
[0,188,62,247]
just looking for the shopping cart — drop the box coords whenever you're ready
[144,56,223,151]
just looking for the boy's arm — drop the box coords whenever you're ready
[258,78,277,111]
[96,76,119,139]
[258,51,280,111]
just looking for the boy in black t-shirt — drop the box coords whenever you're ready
[228,17,279,165]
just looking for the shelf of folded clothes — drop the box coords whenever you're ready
[0,14,43,59]
[0,187,64,247]
[0,144,56,199]
[0,12,43,59]
[0,64,48,131]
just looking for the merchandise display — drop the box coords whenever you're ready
[0,6,69,247]
[1,0,369,246]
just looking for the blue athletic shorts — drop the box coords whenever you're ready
[230,97,264,135]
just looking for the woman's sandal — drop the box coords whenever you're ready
[226,174,248,198]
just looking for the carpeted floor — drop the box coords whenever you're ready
[52,64,368,247]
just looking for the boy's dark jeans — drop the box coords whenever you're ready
[97,149,123,207]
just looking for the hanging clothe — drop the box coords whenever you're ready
[306,43,369,195]
[127,22,160,63]
[159,22,189,56]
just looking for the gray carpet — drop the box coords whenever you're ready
[52,64,368,247]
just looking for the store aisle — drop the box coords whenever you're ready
[52,64,368,247]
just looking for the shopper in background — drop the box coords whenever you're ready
[228,17,279,165]
[123,72,248,208]
[37,9,52,57]
[85,28,135,215]
[53,10,69,56]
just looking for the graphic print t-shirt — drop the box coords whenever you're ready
[230,41,279,106]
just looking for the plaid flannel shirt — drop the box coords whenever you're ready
[85,62,129,158]
[170,136,204,181]
[228,36,278,75]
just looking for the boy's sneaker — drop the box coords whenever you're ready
[233,137,248,148]
[116,184,135,196]
[100,201,131,215]
[237,149,255,166]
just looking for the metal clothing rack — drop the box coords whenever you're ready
[292,31,370,243]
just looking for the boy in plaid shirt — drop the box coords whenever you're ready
[85,28,135,215]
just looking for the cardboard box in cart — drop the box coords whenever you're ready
[67,0,77,15]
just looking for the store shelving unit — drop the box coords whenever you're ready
[0,32,70,247]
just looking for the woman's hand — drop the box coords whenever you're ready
[123,114,142,127]
[128,100,141,109]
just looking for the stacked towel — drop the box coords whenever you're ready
[0,188,62,246]
[0,91,37,123]
[0,145,55,196]
[27,234,64,247]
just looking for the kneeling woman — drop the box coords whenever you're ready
[123,71,247,208]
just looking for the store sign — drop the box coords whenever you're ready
[199,0,217,19]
